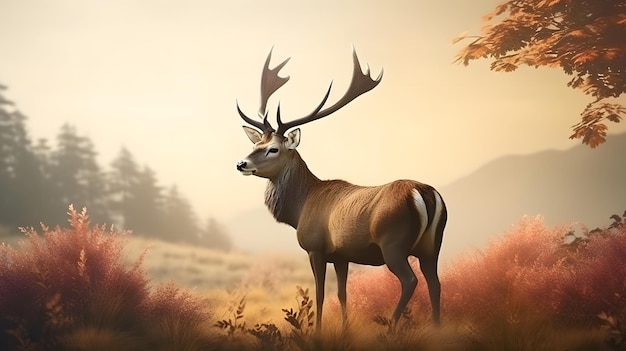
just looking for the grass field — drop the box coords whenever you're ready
[2,227,337,330]
[2,210,625,350]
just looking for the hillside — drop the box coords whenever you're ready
[227,133,626,263]
[439,133,626,260]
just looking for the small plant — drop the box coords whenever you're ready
[212,286,321,351]
[282,286,315,334]
[372,308,438,351]
[373,308,417,347]
[373,307,414,331]
[599,311,626,351]
[609,211,626,230]
[214,295,247,336]
[248,323,285,351]
[280,286,315,350]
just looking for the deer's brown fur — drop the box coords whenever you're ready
[236,48,447,329]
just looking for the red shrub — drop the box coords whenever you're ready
[553,225,626,325]
[338,261,434,324]
[145,282,210,327]
[341,216,626,328]
[0,206,149,349]
[440,216,568,323]
[0,206,212,350]
[344,267,399,319]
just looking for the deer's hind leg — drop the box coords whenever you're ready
[419,255,441,325]
[381,243,417,323]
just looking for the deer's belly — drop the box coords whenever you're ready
[326,223,386,264]
[328,243,385,266]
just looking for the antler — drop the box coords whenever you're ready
[237,47,382,136]
[259,49,290,117]
[237,48,290,133]
[275,47,383,135]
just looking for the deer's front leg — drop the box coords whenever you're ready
[334,260,349,326]
[308,251,327,331]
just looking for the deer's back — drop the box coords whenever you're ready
[296,179,425,258]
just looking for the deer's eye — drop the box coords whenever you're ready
[267,148,279,155]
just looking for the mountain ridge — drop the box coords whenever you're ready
[439,133,626,260]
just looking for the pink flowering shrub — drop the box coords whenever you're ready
[440,217,569,324]
[0,206,212,350]
[554,225,626,324]
[342,215,626,328]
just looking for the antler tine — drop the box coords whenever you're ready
[259,48,291,117]
[275,47,383,135]
[315,47,383,118]
[276,84,333,135]
[237,48,290,134]
[237,102,274,133]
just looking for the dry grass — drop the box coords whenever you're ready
[3,227,319,295]
[2,210,625,350]
[123,236,258,291]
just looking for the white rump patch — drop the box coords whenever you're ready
[411,189,443,251]
[411,189,429,244]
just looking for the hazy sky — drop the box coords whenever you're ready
[1,0,625,223]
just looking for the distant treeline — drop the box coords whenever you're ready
[0,83,231,251]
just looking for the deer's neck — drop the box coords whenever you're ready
[265,151,319,229]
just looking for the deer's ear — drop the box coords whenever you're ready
[284,128,301,149]
[242,126,262,144]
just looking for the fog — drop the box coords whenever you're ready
[2,0,625,252]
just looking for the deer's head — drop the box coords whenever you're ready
[236,48,382,179]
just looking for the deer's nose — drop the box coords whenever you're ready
[236,161,247,171]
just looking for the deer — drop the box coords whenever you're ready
[235,48,447,330]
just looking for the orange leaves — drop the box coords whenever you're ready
[570,123,608,149]
[491,60,518,72]
[573,50,600,65]
[454,40,491,66]
[537,0,566,8]
[566,29,587,38]
[454,0,626,147]
[570,101,625,148]
[451,31,469,45]
[482,2,512,22]
[602,48,621,61]
[463,43,490,60]
[455,0,626,74]
[452,32,485,66]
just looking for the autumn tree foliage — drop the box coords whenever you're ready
[455,0,626,147]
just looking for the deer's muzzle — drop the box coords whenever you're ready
[236,160,256,176]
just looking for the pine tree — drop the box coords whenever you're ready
[109,147,141,227]
[130,166,164,236]
[109,148,166,237]
[49,124,110,224]
[199,217,232,251]
[161,185,199,242]
[0,85,51,227]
